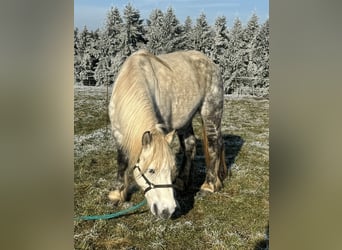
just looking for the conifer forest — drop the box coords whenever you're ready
[74,4,269,97]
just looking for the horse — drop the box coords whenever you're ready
[108,49,227,219]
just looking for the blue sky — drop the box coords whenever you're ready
[74,0,269,30]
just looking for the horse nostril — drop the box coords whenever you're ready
[160,209,170,219]
[152,203,158,215]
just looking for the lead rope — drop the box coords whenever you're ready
[74,199,147,221]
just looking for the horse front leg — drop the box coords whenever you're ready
[176,125,196,191]
[108,148,132,204]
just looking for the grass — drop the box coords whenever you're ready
[74,86,269,250]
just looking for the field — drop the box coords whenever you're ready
[74,86,269,249]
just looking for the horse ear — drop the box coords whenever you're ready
[165,130,176,144]
[142,131,152,147]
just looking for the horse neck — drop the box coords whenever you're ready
[117,90,159,167]
[113,58,162,167]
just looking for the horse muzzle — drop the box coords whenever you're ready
[151,202,176,219]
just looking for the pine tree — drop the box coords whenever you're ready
[244,13,260,95]
[161,7,184,52]
[78,26,92,57]
[122,3,145,56]
[192,13,213,55]
[74,27,79,55]
[211,16,230,94]
[182,16,194,50]
[94,7,123,86]
[74,27,81,83]
[212,16,229,63]
[224,18,244,94]
[146,9,164,54]
[76,26,98,85]
[254,19,269,95]
[103,6,123,57]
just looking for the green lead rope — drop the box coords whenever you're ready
[75,199,147,221]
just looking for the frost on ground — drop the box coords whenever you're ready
[74,127,115,159]
[74,86,269,250]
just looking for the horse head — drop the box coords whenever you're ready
[133,130,178,219]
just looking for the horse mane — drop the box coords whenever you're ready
[110,50,172,167]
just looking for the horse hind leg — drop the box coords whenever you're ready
[200,93,227,193]
[175,125,196,191]
[108,148,132,205]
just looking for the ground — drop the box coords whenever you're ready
[74,85,269,249]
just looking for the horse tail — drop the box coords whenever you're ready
[201,119,211,171]
[219,143,228,181]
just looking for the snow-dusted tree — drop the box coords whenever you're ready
[243,13,259,45]
[224,18,245,94]
[211,16,231,93]
[94,6,123,86]
[122,3,145,56]
[74,28,79,55]
[146,7,184,54]
[94,57,114,86]
[182,16,194,50]
[75,26,98,85]
[74,27,81,83]
[192,13,213,55]
[253,19,269,95]
[212,16,229,63]
[146,8,164,54]
[161,7,184,52]
[103,6,123,57]
[243,13,260,95]
[78,26,92,57]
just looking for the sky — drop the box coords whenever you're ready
[74,0,269,30]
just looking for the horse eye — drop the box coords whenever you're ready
[148,168,155,174]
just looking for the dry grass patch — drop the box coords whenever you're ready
[74,86,269,249]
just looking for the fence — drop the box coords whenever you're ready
[225,77,269,98]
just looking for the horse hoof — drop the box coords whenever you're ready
[108,190,122,205]
[200,182,215,193]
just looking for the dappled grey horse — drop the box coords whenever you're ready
[108,49,227,219]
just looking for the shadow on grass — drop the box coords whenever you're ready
[172,134,244,218]
[254,223,269,250]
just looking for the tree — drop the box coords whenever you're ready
[94,7,123,86]
[146,9,164,54]
[146,7,184,54]
[78,26,92,57]
[122,3,145,56]
[253,19,269,94]
[75,26,98,85]
[74,27,81,83]
[161,7,184,52]
[224,18,245,94]
[212,16,229,63]
[192,13,213,55]
[182,16,194,50]
[244,13,260,95]
[103,6,123,57]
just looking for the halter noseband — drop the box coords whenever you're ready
[133,164,175,195]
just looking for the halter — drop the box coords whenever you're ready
[133,164,175,195]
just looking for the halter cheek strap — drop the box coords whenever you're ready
[133,165,175,195]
